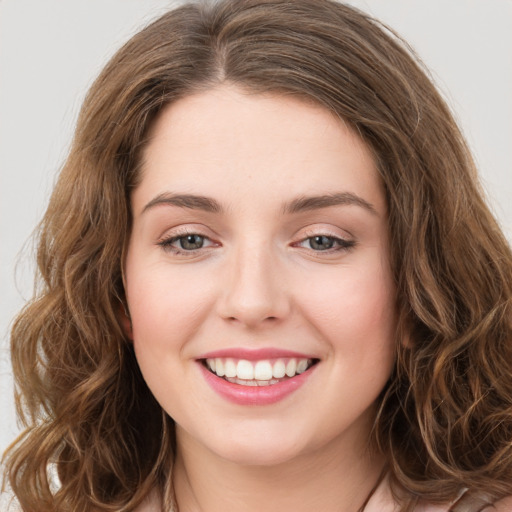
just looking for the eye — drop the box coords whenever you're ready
[175,234,206,250]
[157,232,216,254]
[308,235,336,251]
[296,234,355,252]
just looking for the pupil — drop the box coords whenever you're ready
[181,235,203,250]
[311,236,334,250]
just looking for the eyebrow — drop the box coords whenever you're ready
[283,192,378,216]
[141,191,377,216]
[142,192,222,214]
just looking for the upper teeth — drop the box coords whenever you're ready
[206,358,312,380]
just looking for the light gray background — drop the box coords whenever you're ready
[1,0,511,462]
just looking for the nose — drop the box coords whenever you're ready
[216,244,291,328]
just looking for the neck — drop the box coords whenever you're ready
[172,425,386,512]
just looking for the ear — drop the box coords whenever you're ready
[117,302,134,341]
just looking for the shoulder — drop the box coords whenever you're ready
[132,489,164,512]
[415,494,512,512]
[450,493,512,512]
[482,495,512,512]
[366,476,512,512]
[133,501,161,512]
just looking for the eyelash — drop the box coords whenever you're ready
[294,234,356,253]
[157,230,355,256]
[157,230,216,256]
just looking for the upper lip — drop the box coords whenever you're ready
[196,348,318,361]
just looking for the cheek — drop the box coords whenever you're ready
[125,262,215,356]
[125,265,216,413]
[299,261,397,360]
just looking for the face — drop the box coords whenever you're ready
[124,85,397,467]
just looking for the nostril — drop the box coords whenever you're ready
[225,315,279,323]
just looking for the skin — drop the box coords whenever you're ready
[123,85,398,512]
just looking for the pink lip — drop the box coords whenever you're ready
[197,348,317,361]
[198,361,317,406]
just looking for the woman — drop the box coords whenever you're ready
[3,0,512,510]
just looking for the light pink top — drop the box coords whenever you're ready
[365,475,512,512]
[128,479,512,512]
[4,481,510,511]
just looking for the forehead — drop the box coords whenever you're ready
[134,85,385,216]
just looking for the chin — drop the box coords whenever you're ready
[218,442,303,467]
[207,426,312,467]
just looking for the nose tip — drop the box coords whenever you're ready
[216,252,290,328]
[223,302,282,328]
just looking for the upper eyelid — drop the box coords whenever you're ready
[156,224,354,244]
[157,224,216,240]
[299,233,348,242]
[295,226,354,241]
[294,234,355,247]
[157,233,218,256]
[158,232,215,245]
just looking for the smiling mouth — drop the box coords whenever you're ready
[202,357,319,387]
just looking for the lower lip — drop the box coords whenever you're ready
[198,363,316,405]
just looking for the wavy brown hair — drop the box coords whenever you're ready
[3,0,512,510]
